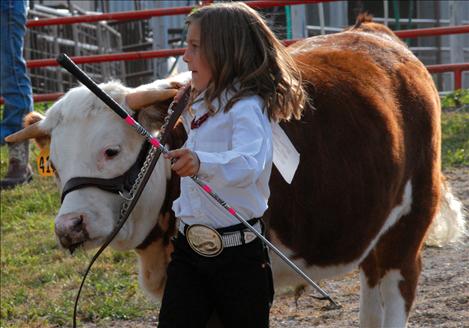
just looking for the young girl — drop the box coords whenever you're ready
[159,3,305,327]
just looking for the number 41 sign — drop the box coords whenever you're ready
[36,146,56,177]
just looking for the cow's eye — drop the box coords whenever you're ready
[105,148,120,158]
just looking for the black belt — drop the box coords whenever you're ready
[180,218,262,248]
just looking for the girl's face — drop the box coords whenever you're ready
[183,22,212,92]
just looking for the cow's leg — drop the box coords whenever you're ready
[380,263,420,328]
[359,252,384,327]
[359,271,384,327]
[377,181,436,328]
[359,175,437,327]
[360,240,421,328]
[374,205,431,328]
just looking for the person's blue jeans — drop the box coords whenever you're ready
[0,0,33,145]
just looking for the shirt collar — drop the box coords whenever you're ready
[191,82,240,113]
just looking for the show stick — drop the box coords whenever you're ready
[57,53,339,309]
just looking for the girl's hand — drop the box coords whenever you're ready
[172,82,191,103]
[165,148,200,177]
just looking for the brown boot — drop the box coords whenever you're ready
[0,141,33,190]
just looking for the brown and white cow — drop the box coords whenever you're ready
[6,16,465,327]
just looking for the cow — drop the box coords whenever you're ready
[6,15,465,327]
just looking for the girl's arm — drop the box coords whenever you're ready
[195,100,270,188]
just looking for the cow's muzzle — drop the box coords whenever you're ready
[55,212,90,253]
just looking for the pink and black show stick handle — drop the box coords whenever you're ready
[56,53,338,308]
[57,53,161,148]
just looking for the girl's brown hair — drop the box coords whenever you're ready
[187,2,306,121]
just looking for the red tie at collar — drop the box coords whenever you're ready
[191,113,209,129]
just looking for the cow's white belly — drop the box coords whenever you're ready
[270,180,413,288]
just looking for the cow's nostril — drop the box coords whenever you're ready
[71,215,84,232]
[55,212,90,251]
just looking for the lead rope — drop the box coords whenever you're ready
[72,89,191,328]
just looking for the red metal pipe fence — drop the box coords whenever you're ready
[29,92,65,103]
[427,63,469,90]
[26,0,335,27]
[1,1,467,104]
[12,62,464,105]
[394,25,469,38]
[26,24,469,69]
[27,49,186,69]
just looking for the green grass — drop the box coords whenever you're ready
[0,145,156,328]
[441,88,469,110]
[441,110,469,168]
[0,109,467,327]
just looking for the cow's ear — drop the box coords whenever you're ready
[137,98,174,135]
[25,112,50,149]
[169,81,184,89]
[6,112,51,149]
[125,89,177,110]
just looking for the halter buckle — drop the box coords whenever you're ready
[119,191,134,201]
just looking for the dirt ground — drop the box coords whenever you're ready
[269,167,468,328]
[86,167,468,328]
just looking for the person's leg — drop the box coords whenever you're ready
[158,236,214,328]
[213,239,274,328]
[1,0,33,140]
[0,141,32,189]
[0,0,33,189]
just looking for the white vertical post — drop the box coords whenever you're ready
[328,1,347,29]
[449,0,464,64]
[149,1,169,79]
[319,2,325,35]
[54,25,63,93]
[383,0,389,26]
[117,34,125,81]
[290,5,307,38]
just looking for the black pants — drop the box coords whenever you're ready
[158,233,274,328]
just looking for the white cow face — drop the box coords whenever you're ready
[48,83,159,252]
[52,105,144,251]
[7,77,185,253]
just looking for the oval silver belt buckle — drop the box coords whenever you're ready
[186,224,224,257]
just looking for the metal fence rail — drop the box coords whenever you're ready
[25,5,124,94]
[25,1,335,27]
[1,0,467,105]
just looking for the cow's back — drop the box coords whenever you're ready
[267,22,441,266]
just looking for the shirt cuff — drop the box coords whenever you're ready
[194,150,215,180]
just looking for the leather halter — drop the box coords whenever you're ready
[60,131,151,203]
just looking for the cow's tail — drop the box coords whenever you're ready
[426,179,466,247]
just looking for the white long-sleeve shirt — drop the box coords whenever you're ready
[172,90,273,231]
